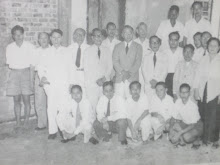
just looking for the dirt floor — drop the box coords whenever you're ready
[0,119,220,165]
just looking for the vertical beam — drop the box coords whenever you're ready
[118,0,126,40]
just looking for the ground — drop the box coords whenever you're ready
[0,119,220,165]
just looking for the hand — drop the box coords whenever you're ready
[121,71,131,81]
[194,89,200,101]
[131,130,138,140]
[96,77,105,86]
[150,79,157,89]
[39,77,50,87]
[173,94,178,102]
[103,121,109,131]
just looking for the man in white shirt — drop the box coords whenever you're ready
[148,82,174,140]
[183,1,213,45]
[156,5,184,50]
[6,25,35,128]
[34,32,50,130]
[56,85,98,144]
[142,36,168,98]
[169,84,203,149]
[93,81,128,145]
[134,22,150,93]
[68,28,89,92]
[38,29,74,139]
[102,22,121,80]
[201,31,212,57]
[164,32,183,97]
[113,25,142,99]
[126,81,150,143]
[192,32,204,63]
[84,28,112,110]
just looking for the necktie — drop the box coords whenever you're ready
[153,52,157,67]
[106,100,110,117]
[98,47,101,59]
[75,103,82,127]
[125,43,129,54]
[203,49,206,56]
[75,46,81,68]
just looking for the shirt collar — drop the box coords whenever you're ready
[124,41,132,48]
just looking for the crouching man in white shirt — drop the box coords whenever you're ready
[56,85,98,144]
[126,81,150,143]
[93,81,128,145]
[169,83,203,149]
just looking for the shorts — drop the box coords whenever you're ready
[7,68,33,96]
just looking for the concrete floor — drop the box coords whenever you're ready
[0,119,220,165]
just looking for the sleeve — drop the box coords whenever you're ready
[112,45,123,74]
[96,97,106,122]
[173,62,181,94]
[128,44,143,74]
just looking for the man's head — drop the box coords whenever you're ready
[183,44,194,62]
[50,29,63,48]
[122,25,134,43]
[38,32,50,48]
[179,83,191,103]
[155,82,167,100]
[168,5,179,20]
[169,31,180,49]
[192,1,203,18]
[70,85,83,103]
[11,25,24,43]
[103,81,114,100]
[92,28,103,46]
[136,22,148,39]
[207,37,220,55]
[149,35,161,52]
[73,28,86,46]
[201,31,212,49]
[193,32,202,48]
[106,22,117,38]
[129,81,141,101]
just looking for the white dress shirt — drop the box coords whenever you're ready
[102,37,120,54]
[164,47,183,73]
[184,17,213,45]
[173,99,200,125]
[126,94,149,124]
[134,38,150,58]
[96,95,127,122]
[6,41,35,69]
[194,54,220,102]
[149,94,174,121]
[156,20,184,50]
[83,44,112,88]
[193,47,204,63]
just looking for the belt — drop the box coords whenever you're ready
[76,68,84,71]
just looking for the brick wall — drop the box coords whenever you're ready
[0,0,58,122]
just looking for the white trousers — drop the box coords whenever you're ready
[44,83,70,134]
[85,85,102,111]
[144,84,156,99]
[115,80,131,99]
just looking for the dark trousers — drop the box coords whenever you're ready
[165,73,174,97]
[93,119,127,142]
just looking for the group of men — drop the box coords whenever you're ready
[6,2,216,148]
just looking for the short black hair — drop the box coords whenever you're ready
[106,22,116,29]
[149,35,162,44]
[169,5,179,13]
[50,29,63,36]
[169,31,180,40]
[129,81,141,90]
[70,85,82,93]
[123,25,134,33]
[183,44,195,52]
[155,82,167,88]
[11,25,24,35]
[92,28,102,36]
[192,1,203,8]
[193,32,202,39]
[38,32,50,39]
[202,31,212,38]
[207,37,220,53]
[179,83,191,92]
[103,81,114,90]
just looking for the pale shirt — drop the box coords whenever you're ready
[126,94,149,124]
[102,37,120,54]
[184,17,212,45]
[142,50,168,87]
[6,41,35,69]
[173,99,200,125]
[173,60,198,95]
[156,20,184,50]
[193,47,204,63]
[194,54,220,102]
[164,47,183,73]
[36,46,74,85]
[134,38,150,58]
[96,95,127,122]
[149,94,174,121]
[83,44,112,88]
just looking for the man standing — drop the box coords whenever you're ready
[37,29,73,139]
[113,25,142,99]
